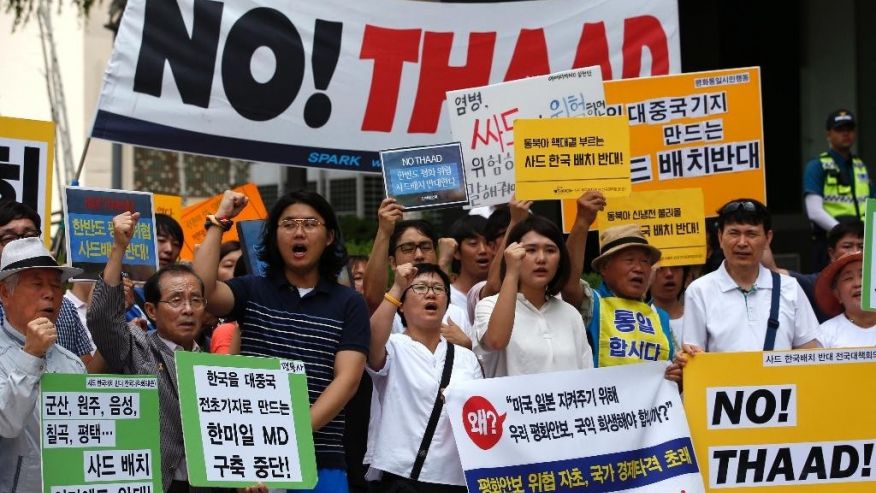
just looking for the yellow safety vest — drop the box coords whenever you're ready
[821,152,869,220]
[595,296,672,367]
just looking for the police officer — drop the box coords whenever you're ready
[803,109,872,270]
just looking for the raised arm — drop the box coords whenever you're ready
[362,198,404,312]
[192,190,249,317]
[481,241,525,351]
[481,196,531,300]
[561,191,605,308]
[368,263,416,370]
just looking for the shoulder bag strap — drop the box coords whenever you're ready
[410,343,455,480]
[764,271,781,351]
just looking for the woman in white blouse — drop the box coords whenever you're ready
[814,252,876,347]
[368,262,482,492]
[475,215,593,377]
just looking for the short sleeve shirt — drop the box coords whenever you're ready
[818,314,876,348]
[225,273,370,469]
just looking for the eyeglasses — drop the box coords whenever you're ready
[158,296,206,309]
[407,283,447,296]
[721,200,757,215]
[395,241,434,255]
[0,229,40,246]
[278,218,324,233]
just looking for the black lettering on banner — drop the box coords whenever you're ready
[221,8,304,121]
[304,19,343,128]
[710,385,795,428]
[263,426,289,445]
[132,0,223,107]
[22,147,39,206]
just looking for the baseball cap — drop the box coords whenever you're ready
[826,109,856,130]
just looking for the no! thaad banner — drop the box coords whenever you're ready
[444,362,705,493]
[91,0,679,173]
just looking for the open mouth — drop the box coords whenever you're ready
[424,301,439,314]
[292,244,308,258]
[475,258,490,269]
[39,307,55,317]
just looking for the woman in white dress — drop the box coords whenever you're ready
[814,252,876,348]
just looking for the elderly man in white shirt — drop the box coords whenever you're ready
[681,199,821,354]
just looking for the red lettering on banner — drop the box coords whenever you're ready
[359,25,421,132]
[471,108,517,152]
[621,15,669,78]
[573,22,612,80]
[503,28,551,82]
[407,31,496,134]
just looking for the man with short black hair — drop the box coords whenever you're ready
[446,215,490,315]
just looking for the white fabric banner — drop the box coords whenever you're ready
[92,0,679,172]
[444,362,705,492]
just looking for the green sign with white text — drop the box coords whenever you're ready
[175,352,316,489]
[864,199,876,311]
[40,374,162,493]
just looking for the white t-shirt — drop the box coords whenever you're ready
[683,263,820,352]
[474,293,593,377]
[818,314,876,348]
[449,285,468,323]
[668,316,683,350]
[367,334,482,485]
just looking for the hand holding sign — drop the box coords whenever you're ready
[24,317,57,357]
[215,190,249,219]
[377,197,404,236]
[112,211,141,248]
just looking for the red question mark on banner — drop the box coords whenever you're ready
[462,395,506,450]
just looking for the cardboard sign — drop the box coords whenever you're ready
[0,116,55,246]
[91,0,679,173]
[863,199,876,311]
[597,188,706,266]
[175,352,316,489]
[63,186,157,281]
[448,66,606,207]
[179,183,268,261]
[563,67,765,230]
[41,374,162,493]
[153,193,183,223]
[445,362,705,493]
[380,143,468,210]
[514,116,631,201]
[684,349,876,492]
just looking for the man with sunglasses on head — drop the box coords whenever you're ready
[0,200,97,367]
[89,211,216,493]
[680,199,821,355]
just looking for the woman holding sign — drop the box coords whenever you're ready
[474,215,593,376]
[369,262,482,492]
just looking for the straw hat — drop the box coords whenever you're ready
[814,252,863,317]
[591,224,661,271]
[0,237,82,283]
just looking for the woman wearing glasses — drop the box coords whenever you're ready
[474,215,593,376]
[193,190,370,493]
[368,262,482,492]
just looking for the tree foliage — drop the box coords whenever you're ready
[4,0,124,32]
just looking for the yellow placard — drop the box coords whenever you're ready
[0,116,55,247]
[514,116,631,200]
[153,194,182,223]
[563,67,765,232]
[179,183,268,261]
[597,188,706,267]
[684,349,876,492]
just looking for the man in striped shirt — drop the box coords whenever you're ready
[193,190,369,493]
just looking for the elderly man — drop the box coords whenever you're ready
[89,211,214,493]
[563,192,676,368]
[0,237,85,491]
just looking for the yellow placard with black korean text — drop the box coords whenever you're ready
[153,194,183,223]
[598,188,706,267]
[0,116,55,247]
[563,67,765,231]
[684,349,876,492]
[514,116,631,200]
[179,183,268,261]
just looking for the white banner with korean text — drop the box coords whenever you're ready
[444,362,705,493]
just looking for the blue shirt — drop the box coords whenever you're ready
[803,149,874,197]
[0,297,93,357]
[225,272,370,470]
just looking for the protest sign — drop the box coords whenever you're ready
[153,194,183,223]
[64,187,157,281]
[175,352,316,488]
[41,374,162,493]
[92,0,679,173]
[514,116,630,201]
[0,116,55,245]
[863,199,876,310]
[597,188,706,266]
[448,66,606,207]
[236,220,268,277]
[380,143,468,209]
[179,183,268,261]
[562,67,764,230]
[684,349,876,491]
[445,362,704,493]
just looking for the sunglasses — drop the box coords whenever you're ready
[721,200,757,215]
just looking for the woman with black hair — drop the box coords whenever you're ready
[474,215,592,377]
[192,190,369,493]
